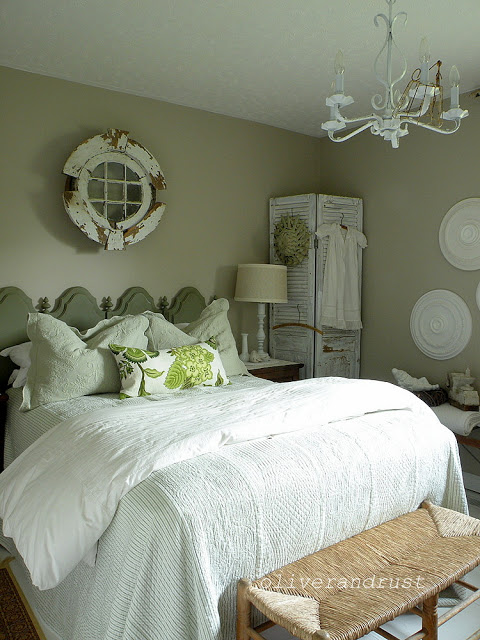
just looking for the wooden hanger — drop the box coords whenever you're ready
[272,303,324,335]
[340,213,348,230]
[272,322,323,336]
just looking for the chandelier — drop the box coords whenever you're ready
[321,0,468,148]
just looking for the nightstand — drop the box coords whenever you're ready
[246,360,304,383]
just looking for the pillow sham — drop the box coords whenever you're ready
[109,337,229,398]
[22,313,149,411]
[0,341,32,388]
[183,299,248,377]
[7,368,19,386]
[174,322,189,330]
[144,299,248,377]
[143,311,197,350]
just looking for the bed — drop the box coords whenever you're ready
[0,285,468,640]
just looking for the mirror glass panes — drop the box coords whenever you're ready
[107,163,124,180]
[91,163,105,178]
[92,201,104,215]
[125,166,138,180]
[88,180,104,200]
[88,161,143,222]
[127,184,142,202]
[107,203,125,223]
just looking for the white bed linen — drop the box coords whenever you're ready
[0,377,467,640]
[432,402,480,435]
[0,376,441,589]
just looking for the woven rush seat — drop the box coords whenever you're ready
[237,502,480,640]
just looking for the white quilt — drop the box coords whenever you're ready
[0,377,467,639]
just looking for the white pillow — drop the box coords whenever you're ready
[174,323,189,330]
[183,299,248,377]
[109,337,229,397]
[143,311,197,350]
[144,300,248,377]
[0,342,32,388]
[22,314,149,410]
[8,368,19,386]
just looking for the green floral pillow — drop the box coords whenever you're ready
[109,337,230,398]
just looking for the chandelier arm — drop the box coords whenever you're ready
[402,118,461,134]
[372,8,408,112]
[328,121,376,143]
[387,32,408,111]
[337,114,378,125]
[389,13,408,87]
[371,94,385,110]
[372,13,392,104]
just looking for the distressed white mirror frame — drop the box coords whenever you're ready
[63,129,166,250]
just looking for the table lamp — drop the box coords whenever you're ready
[234,263,288,361]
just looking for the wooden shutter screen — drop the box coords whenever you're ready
[269,193,363,379]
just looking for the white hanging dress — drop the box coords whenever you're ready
[316,223,367,330]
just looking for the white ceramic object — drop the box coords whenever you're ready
[239,333,250,363]
[410,289,472,360]
[439,198,480,270]
[391,368,439,392]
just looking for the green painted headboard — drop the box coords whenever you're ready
[0,285,208,392]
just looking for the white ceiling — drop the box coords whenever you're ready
[1,0,479,137]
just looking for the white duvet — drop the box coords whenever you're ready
[0,377,463,591]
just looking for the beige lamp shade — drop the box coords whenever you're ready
[234,264,288,303]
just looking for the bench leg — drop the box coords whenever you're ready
[237,579,253,640]
[422,594,438,640]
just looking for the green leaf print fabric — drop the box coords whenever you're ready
[109,338,229,398]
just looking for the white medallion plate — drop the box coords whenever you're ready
[476,281,480,312]
[410,290,472,360]
[439,198,480,270]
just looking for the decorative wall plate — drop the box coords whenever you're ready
[63,129,166,250]
[439,198,480,270]
[410,289,472,360]
[476,281,480,312]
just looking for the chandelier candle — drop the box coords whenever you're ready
[450,66,460,109]
[419,37,430,85]
[334,50,345,93]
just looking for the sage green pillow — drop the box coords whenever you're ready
[21,313,149,411]
[109,337,229,398]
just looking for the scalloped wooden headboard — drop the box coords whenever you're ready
[0,285,208,391]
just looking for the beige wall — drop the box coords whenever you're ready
[0,65,320,344]
[317,97,480,474]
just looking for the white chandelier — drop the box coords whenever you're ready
[321,0,468,148]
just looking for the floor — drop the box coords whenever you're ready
[1,504,480,640]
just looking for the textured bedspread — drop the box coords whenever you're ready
[0,377,467,640]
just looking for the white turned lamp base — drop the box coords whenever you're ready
[254,302,270,361]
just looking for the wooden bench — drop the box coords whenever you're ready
[237,502,480,640]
